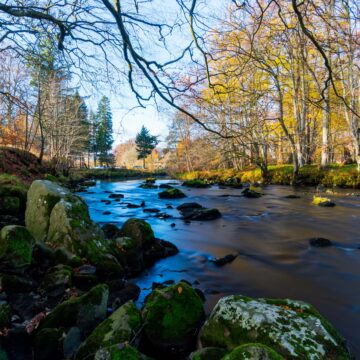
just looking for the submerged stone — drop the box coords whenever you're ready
[199,295,350,359]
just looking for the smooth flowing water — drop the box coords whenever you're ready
[79,179,360,355]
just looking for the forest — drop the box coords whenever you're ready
[0,1,359,360]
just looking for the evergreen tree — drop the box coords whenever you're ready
[95,96,113,166]
[135,126,159,169]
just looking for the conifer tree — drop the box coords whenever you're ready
[135,126,158,169]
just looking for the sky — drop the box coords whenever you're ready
[80,0,227,149]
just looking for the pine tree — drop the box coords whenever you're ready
[135,126,158,169]
[95,96,114,167]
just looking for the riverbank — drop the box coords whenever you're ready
[177,164,360,188]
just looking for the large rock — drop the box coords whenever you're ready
[158,188,186,199]
[0,225,34,269]
[75,301,141,360]
[47,195,123,277]
[199,295,350,359]
[39,284,108,333]
[182,180,211,188]
[177,203,221,221]
[222,343,284,360]
[189,347,227,360]
[25,180,70,241]
[142,282,205,354]
[121,218,154,247]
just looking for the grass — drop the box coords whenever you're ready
[177,164,360,188]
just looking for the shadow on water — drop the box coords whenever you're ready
[79,179,360,356]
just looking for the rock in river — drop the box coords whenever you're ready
[159,188,186,199]
[177,202,221,221]
[199,295,350,359]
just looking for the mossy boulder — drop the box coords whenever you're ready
[121,219,154,247]
[182,180,211,188]
[47,195,123,277]
[34,328,63,360]
[0,225,34,269]
[222,343,284,360]
[0,302,11,328]
[94,344,150,360]
[199,295,350,359]
[142,282,205,353]
[40,266,72,293]
[75,301,142,360]
[39,284,108,333]
[25,180,70,241]
[242,188,262,198]
[189,347,227,360]
[158,188,186,199]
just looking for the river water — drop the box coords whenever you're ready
[79,179,360,355]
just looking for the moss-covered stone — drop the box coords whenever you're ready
[142,281,205,352]
[47,196,123,277]
[112,237,144,274]
[39,284,108,333]
[158,188,186,199]
[189,347,227,360]
[75,301,142,360]
[121,219,154,247]
[40,266,72,293]
[34,328,63,360]
[222,343,284,360]
[0,225,34,269]
[94,344,150,360]
[199,295,351,359]
[0,302,11,328]
[25,180,70,241]
[312,196,336,207]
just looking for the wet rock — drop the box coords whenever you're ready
[121,218,154,247]
[159,188,186,199]
[108,193,124,199]
[101,224,121,240]
[143,239,179,267]
[182,208,221,221]
[102,211,111,215]
[145,178,156,184]
[25,180,70,242]
[242,188,262,198]
[155,212,172,219]
[209,254,237,266]
[312,196,336,207]
[166,205,173,209]
[94,344,150,360]
[75,301,141,360]
[63,327,82,359]
[39,284,108,333]
[199,295,350,359]
[222,343,284,360]
[34,328,63,360]
[284,194,301,199]
[143,208,161,213]
[126,203,142,208]
[171,223,176,227]
[109,283,141,311]
[142,281,205,355]
[182,180,211,188]
[189,347,227,360]
[309,237,333,247]
[177,202,203,211]
[0,225,34,270]
[140,183,158,189]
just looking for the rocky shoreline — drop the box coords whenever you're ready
[0,179,353,359]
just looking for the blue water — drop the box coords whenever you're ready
[79,179,360,355]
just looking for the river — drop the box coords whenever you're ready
[79,179,360,356]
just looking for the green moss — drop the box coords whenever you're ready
[121,219,154,247]
[75,301,141,360]
[0,225,34,268]
[39,284,108,332]
[222,343,284,360]
[41,267,72,292]
[189,347,227,360]
[158,188,186,199]
[182,180,210,188]
[143,282,204,345]
[94,344,150,360]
